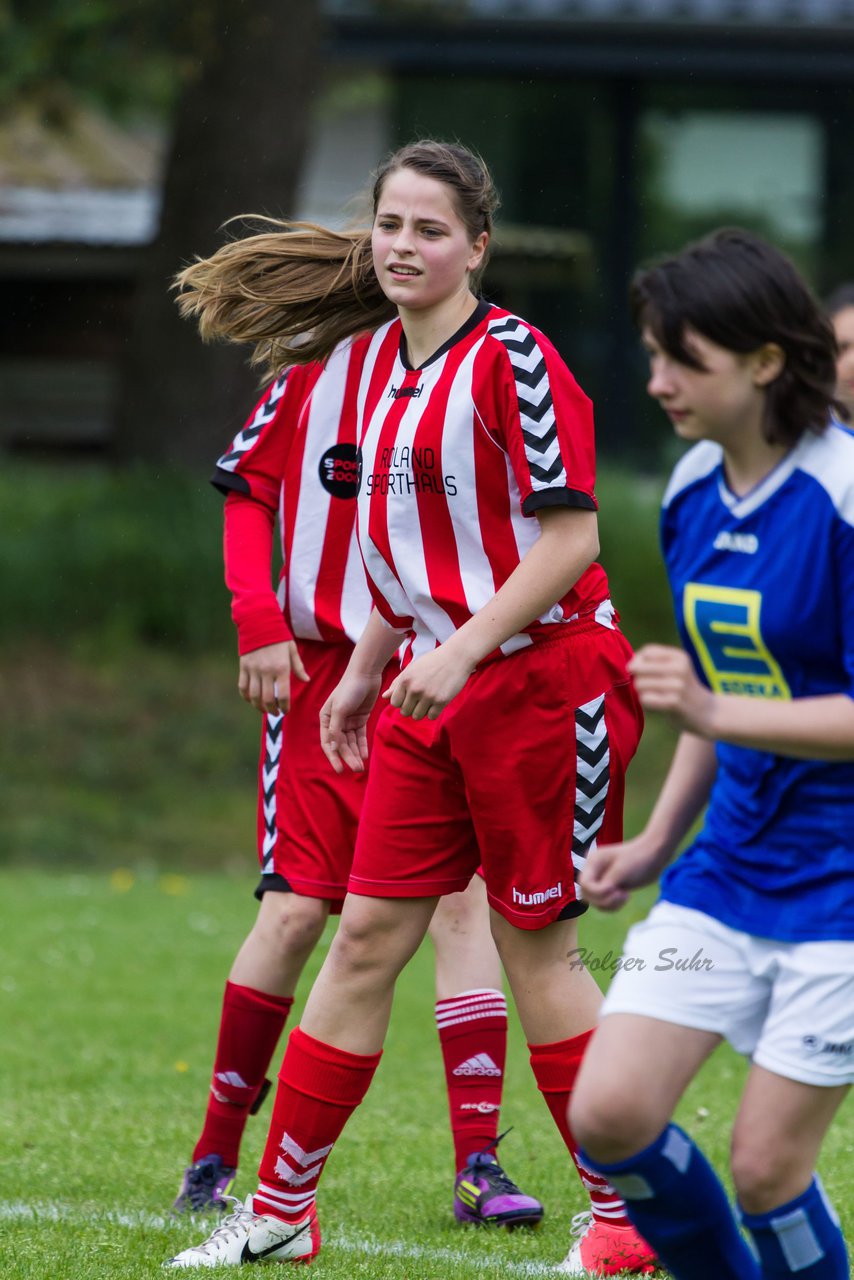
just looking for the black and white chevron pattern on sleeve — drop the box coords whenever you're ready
[216,373,290,473]
[260,712,284,872]
[488,316,566,490]
[572,694,610,878]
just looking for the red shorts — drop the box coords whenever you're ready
[255,640,394,910]
[348,622,643,930]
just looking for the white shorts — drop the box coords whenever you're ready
[600,902,854,1087]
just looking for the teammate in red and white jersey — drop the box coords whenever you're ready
[166,140,654,1276]
[169,335,543,1228]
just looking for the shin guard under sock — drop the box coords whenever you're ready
[194,982,292,1166]
[255,1026,381,1223]
[436,988,507,1168]
[740,1176,848,1280]
[529,1032,632,1226]
[581,1123,761,1280]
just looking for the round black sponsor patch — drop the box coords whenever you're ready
[318,444,360,499]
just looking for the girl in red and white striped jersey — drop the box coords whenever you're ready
[168,334,542,1227]
[167,141,653,1276]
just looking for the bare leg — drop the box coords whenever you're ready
[731,1066,850,1213]
[230,890,331,995]
[300,892,439,1053]
[428,877,543,1224]
[429,874,502,997]
[176,892,334,1204]
[570,1012,721,1159]
[490,912,604,1045]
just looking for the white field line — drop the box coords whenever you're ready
[0,1200,558,1276]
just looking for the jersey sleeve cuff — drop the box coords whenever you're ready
[233,602,293,655]
[521,487,598,517]
[211,467,252,498]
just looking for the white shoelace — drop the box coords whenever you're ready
[183,1195,258,1257]
[569,1210,593,1239]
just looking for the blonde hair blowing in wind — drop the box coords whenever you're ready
[173,141,499,372]
[173,218,394,372]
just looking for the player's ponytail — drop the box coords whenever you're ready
[174,219,395,370]
[175,140,499,370]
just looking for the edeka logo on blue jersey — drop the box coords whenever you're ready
[683,583,791,698]
[318,444,360,499]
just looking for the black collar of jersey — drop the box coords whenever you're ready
[399,298,493,372]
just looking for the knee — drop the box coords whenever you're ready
[569,1082,658,1164]
[730,1135,801,1214]
[258,893,327,958]
[430,891,477,940]
[328,909,400,980]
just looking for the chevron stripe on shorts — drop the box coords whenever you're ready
[572,693,609,877]
[260,713,284,873]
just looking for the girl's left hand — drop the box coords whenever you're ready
[384,645,474,720]
[629,644,715,735]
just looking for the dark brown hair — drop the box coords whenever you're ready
[825,282,854,319]
[630,228,844,445]
[372,139,498,287]
[174,140,498,371]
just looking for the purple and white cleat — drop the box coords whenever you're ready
[173,1153,237,1214]
[453,1141,543,1228]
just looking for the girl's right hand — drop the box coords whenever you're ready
[238,640,309,715]
[579,834,666,912]
[320,671,384,774]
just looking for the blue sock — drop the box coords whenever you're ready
[739,1176,848,1279]
[580,1124,760,1280]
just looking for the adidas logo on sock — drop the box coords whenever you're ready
[452,1054,501,1077]
[215,1071,252,1089]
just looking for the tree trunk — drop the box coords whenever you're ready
[114,0,322,467]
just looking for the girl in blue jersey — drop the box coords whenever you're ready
[570,229,854,1280]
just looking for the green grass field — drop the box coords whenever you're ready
[2,868,851,1279]
[0,459,850,1274]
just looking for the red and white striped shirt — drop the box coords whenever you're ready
[356,301,614,662]
[213,336,374,651]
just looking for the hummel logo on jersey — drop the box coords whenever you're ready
[512,882,562,906]
[453,1053,502,1077]
[215,1071,251,1089]
[714,530,758,554]
[388,384,423,399]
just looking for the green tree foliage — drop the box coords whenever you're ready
[0,0,216,119]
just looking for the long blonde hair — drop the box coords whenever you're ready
[174,219,393,370]
[174,141,499,371]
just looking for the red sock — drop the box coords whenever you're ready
[255,1026,382,1224]
[193,981,293,1167]
[436,988,507,1171]
[529,1030,632,1226]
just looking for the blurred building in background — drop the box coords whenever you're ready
[2,0,854,458]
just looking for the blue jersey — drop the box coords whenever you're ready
[658,424,854,942]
